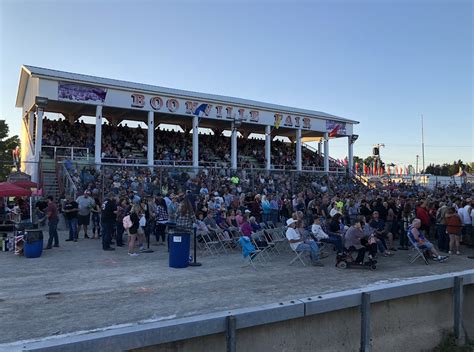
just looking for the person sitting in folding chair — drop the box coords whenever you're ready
[286,218,323,267]
[408,218,448,263]
[312,216,343,254]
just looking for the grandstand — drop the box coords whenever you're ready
[16,65,359,195]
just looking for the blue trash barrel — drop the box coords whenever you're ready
[169,233,190,268]
[23,230,43,258]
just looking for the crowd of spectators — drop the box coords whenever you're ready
[42,118,327,169]
[52,159,474,259]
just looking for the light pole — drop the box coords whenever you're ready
[416,155,419,180]
[372,143,385,175]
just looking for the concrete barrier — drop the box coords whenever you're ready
[21,270,474,352]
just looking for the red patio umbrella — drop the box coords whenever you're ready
[12,181,38,189]
[0,182,32,197]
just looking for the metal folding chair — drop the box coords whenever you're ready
[288,244,308,267]
[407,233,429,265]
[266,221,276,229]
[198,231,224,256]
[238,236,265,269]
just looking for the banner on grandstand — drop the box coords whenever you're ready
[326,120,346,136]
[58,82,107,103]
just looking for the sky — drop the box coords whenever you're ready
[0,0,472,169]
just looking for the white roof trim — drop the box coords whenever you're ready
[20,65,359,124]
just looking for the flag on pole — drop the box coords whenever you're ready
[274,115,283,129]
[193,103,209,116]
[328,124,341,138]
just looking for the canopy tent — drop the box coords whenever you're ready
[12,181,38,189]
[454,167,473,178]
[0,183,32,197]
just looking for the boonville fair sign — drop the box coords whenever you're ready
[130,93,312,130]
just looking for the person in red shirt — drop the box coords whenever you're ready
[45,196,59,249]
[446,207,463,255]
[416,201,430,238]
[240,214,253,237]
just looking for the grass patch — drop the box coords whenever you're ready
[432,332,474,352]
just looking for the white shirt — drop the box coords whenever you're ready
[311,224,329,240]
[458,205,472,225]
[286,227,302,251]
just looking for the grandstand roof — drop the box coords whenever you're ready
[17,65,359,125]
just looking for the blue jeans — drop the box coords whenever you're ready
[116,221,124,246]
[101,221,114,249]
[92,213,101,236]
[262,213,270,223]
[377,237,388,253]
[322,235,343,253]
[296,240,320,262]
[47,218,59,247]
[68,217,78,240]
[437,225,449,252]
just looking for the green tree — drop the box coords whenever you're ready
[0,120,20,181]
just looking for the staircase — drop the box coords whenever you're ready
[41,160,60,200]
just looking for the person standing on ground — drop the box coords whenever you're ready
[172,196,197,235]
[45,196,59,249]
[91,197,101,239]
[63,195,79,242]
[101,193,117,251]
[458,199,472,238]
[436,202,449,252]
[154,196,169,245]
[128,205,141,256]
[76,191,95,239]
[115,199,126,247]
[446,207,463,255]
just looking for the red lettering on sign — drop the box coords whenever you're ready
[216,105,223,118]
[249,110,259,122]
[302,117,311,129]
[226,106,233,119]
[204,104,212,116]
[131,94,145,108]
[166,98,179,112]
[284,115,293,126]
[185,101,198,114]
[238,108,245,120]
[150,96,163,111]
[294,116,300,127]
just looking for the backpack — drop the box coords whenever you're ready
[123,215,133,229]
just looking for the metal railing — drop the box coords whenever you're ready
[42,146,90,161]
[59,163,78,198]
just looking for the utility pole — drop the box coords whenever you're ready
[416,155,419,179]
[421,114,425,174]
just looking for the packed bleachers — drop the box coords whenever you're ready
[43,118,328,169]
